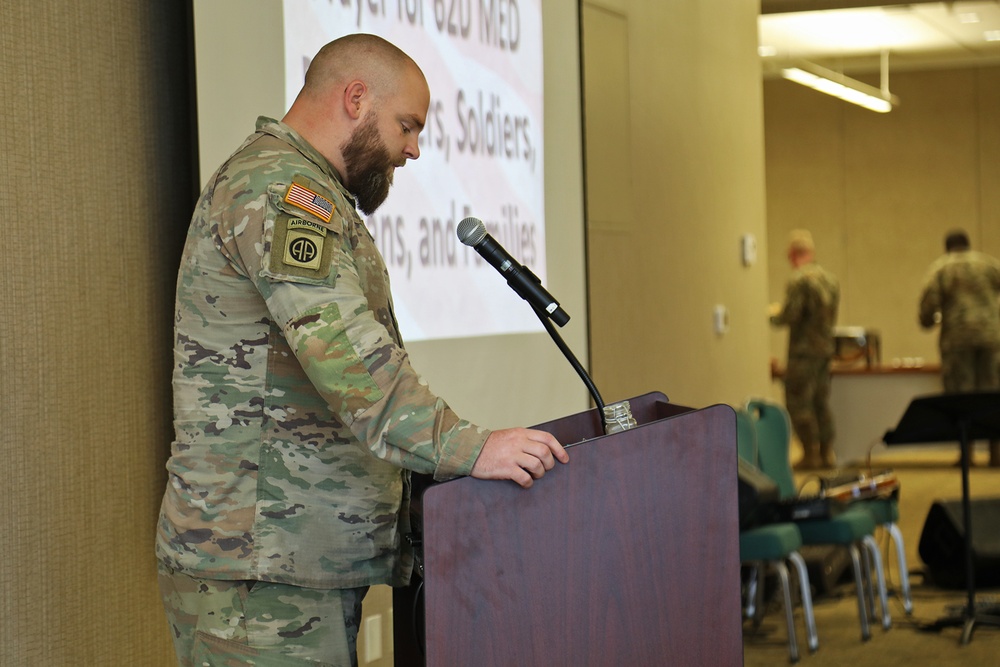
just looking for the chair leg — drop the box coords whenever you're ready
[774,560,800,663]
[788,551,818,653]
[887,521,914,614]
[859,541,878,623]
[849,543,872,641]
[745,563,766,628]
[863,534,891,630]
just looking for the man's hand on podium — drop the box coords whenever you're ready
[472,428,569,489]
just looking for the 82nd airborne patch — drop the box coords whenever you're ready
[270,215,334,281]
[283,218,327,270]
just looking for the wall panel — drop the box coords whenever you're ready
[0,1,192,664]
[584,0,773,409]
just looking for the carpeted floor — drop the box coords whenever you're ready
[742,443,1000,666]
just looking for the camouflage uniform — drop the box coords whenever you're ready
[155,117,489,663]
[771,262,840,466]
[919,248,1000,467]
[918,249,1000,392]
[157,568,367,666]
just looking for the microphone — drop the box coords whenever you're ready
[457,216,570,326]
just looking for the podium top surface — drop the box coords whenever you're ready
[884,391,1000,445]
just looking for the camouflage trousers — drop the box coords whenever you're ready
[941,345,1000,393]
[784,355,835,450]
[941,345,1000,465]
[158,563,368,666]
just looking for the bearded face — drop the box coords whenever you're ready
[341,112,395,215]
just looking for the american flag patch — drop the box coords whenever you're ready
[284,182,334,223]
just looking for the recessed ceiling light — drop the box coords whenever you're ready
[957,13,980,24]
[758,45,778,57]
[986,30,1000,42]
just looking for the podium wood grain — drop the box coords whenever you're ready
[412,395,743,666]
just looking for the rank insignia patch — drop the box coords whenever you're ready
[285,180,334,223]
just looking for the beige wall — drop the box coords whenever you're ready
[0,1,190,664]
[764,66,1000,367]
[583,0,774,410]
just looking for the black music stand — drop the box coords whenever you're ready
[884,391,1000,645]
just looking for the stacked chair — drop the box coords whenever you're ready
[736,408,817,663]
[822,470,913,615]
[858,495,912,614]
[743,398,892,642]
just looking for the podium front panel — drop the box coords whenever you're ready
[419,402,742,666]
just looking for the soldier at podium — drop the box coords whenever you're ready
[154,34,567,667]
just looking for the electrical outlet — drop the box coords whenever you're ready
[364,613,383,663]
[741,233,757,266]
[713,304,729,335]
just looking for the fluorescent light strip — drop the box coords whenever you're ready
[780,60,898,113]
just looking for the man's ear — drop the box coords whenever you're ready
[344,80,367,120]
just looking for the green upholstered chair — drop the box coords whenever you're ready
[862,496,912,614]
[829,480,913,615]
[737,406,759,464]
[736,408,818,662]
[745,398,891,640]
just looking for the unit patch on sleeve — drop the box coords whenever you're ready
[284,178,334,223]
[284,218,327,269]
[269,215,335,282]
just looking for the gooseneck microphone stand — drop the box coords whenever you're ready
[529,302,608,433]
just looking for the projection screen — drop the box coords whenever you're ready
[191,0,588,427]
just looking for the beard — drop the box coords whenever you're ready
[341,113,395,215]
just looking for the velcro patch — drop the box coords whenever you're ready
[284,179,334,223]
[269,215,334,281]
[288,217,328,238]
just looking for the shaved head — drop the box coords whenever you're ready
[303,33,424,103]
[282,33,430,212]
[788,229,814,255]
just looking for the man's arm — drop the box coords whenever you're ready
[246,189,563,484]
[770,278,803,327]
[917,270,941,329]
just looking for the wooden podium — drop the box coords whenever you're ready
[393,392,743,666]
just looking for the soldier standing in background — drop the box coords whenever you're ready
[155,34,567,667]
[919,228,1000,467]
[770,230,840,470]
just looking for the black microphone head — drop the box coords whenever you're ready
[457,217,487,246]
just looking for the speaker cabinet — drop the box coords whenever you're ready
[919,497,1000,589]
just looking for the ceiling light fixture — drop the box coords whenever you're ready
[780,51,899,113]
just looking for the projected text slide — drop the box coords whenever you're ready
[283,0,546,341]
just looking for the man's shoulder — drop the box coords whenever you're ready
[933,251,1000,275]
[968,250,1000,270]
[794,263,838,288]
[225,134,324,187]
[216,135,355,222]
[812,262,838,282]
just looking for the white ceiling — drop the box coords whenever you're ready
[759,1,1000,73]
